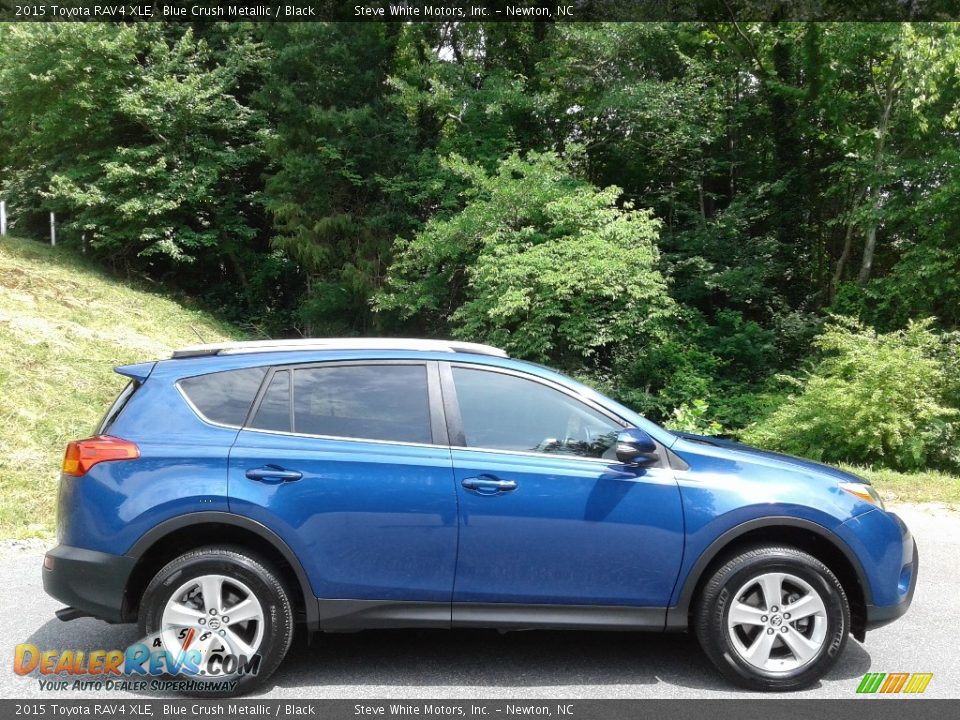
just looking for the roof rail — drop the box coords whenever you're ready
[171,338,509,359]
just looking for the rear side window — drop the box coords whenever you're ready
[251,370,291,432]
[179,367,267,427]
[97,380,139,435]
[249,364,432,444]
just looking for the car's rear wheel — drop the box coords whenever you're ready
[694,545,849,691]
[140,546,294,696]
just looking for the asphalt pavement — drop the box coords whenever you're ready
[1,504,957,700]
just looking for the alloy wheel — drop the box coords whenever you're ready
[160,573,265,663]
[726,571,828,673]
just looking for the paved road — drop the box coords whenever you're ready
[1,504,957,700]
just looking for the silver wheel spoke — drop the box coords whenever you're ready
[744,629,777,665]
[223,628,255,657]
[780,627,820,663]
[758,574,783,611]
[225,597,260,625]
[783,593,823,621]
[164,602,205,627]
[728,601,767,626]
[200,576,223,614]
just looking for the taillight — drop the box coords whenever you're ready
[62,436,140,477]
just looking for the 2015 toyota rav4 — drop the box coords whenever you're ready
[43,338,917,694]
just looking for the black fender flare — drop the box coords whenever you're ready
[127,511,319,629]
[665,516,872,630]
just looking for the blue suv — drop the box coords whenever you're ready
[43,339,918,693]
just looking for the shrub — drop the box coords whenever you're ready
[377,150,675,367]
[742,317,959,471]
[668,399,725,436]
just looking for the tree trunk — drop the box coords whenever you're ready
[226,250,249,291]
[857,193,881,285]
[698,177,707,222]
[831,211,857,301]
[858,45,902,285]
[830,186,867,302]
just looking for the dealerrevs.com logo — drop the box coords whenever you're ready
[13,630,261,694]
[856,672,933,695]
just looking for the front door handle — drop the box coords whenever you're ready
[245,465,303,484]
[461,475,518,495]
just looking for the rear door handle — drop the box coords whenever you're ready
[461,475,518,495]
[245,465,303,483]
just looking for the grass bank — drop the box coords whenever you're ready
[848,466,960,507]
[0,235,238,538]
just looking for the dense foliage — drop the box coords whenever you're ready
[378,151,672,366]
[743,319,959,470]
[1,22,958,469]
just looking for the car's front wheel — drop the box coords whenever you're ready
[140,546,294,696]
[694,545,850,691]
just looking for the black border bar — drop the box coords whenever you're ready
[1,699,959,719]
[2,1,960,23]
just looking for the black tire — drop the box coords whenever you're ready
[140,545,294,696]
[694,545,849,691]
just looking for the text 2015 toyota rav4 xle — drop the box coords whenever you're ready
[44,339,918,694]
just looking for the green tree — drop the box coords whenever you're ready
[256,24,419,336]
[0,24,140,240]
[49,29,265,264]
[0,24,270,324]
[378,150,674,369]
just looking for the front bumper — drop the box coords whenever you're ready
[42,545,135,623]
[863,516,919,631]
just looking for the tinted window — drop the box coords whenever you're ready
[258,364,432,444]
[97,380,139,434]
[452,367,621,458]
[179,367,266,427]
[251,370,291,432]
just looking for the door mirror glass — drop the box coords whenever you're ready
[616,428,659,466]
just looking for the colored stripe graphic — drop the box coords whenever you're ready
[857,673,885,693]
[857,672,932,694]
[903,674,933,694]
[880,673,909,693]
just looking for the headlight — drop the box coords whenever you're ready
[840,481,885,510]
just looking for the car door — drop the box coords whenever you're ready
[228,360,457,624]
[442,363,684,621]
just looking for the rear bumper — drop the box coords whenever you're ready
[864,522,919,631]
[42,545,135,623]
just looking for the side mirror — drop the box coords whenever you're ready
[616,427,659,466]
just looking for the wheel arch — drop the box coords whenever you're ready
[123,512,318,629]
[667,516,871,640]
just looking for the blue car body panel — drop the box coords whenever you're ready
[47,344,917,635]
[450,449,684,607]
[836,509,916,608]
[57,367,235,554]
[228,429,458,601]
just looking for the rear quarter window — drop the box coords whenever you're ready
[97,380,139,435]
[178,367,267,427]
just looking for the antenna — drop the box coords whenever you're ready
[190,326,207,344]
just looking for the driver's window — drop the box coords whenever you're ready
[452,367,621,459]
